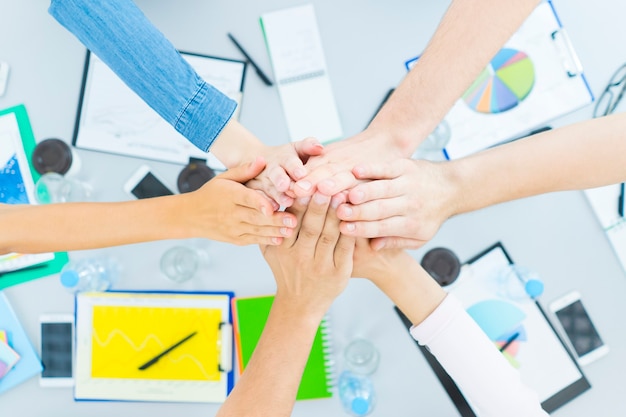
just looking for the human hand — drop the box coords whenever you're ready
[182,157,297,246]
[246,137,324,207]
[261,193,355,313]
[292,127,409,198]
[337,158,458,250]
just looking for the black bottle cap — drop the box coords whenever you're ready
[420,247,461,287]
[31,138,73,175]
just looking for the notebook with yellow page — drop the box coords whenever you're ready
[74,290,234,403]
[232,295,335,400]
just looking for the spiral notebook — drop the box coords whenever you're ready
[584,184,626,273]
[232,295,334,400]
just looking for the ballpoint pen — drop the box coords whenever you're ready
[499,332,520,353]
[138,331,197,370]
[227,33,274,86]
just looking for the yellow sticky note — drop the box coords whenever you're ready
[91,306,221,381]
[0,330,7,344]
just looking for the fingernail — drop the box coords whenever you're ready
[373,240,386,251]
[271,237,281,245]
[283,217,294,227]
[330,195,342,209]
[313,193,329,205]
[345,223,356,232]
[298,197,311,206]
[280,227,290,236]
[298,180,312,191]
[342,206,353,217]
[294,168,306,179]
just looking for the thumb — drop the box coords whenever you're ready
[220,156,267,184]
[294,137,324,159]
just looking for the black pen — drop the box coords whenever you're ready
[619,183,625,217]
[227,33,273,86]
[499,332,520,352]
[138,331,197,370]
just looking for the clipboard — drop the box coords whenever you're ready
[74,290,235,404]
[72,50,246,170]
[395,242,590,415]
[0,104,68,290]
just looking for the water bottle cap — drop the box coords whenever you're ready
[60,270,79,287]
[351,397,369,416]
[524,279,544,298]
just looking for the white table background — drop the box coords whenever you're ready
[1,0,626,415]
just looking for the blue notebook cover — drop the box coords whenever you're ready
[0,291,42,394]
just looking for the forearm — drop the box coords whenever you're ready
[447,112,626,215]
[0,198,186,254]
[49,0,236,152]
[369,251,446,325]
[217,296,326,417]
[209,119,266,169]
[370,0,540,154]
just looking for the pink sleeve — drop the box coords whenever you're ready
[410,294,548,417]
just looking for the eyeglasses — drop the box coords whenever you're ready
[593,63,626,118]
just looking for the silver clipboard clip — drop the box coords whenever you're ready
[550,28,583,78]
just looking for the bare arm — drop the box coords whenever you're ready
[0,158,298,254]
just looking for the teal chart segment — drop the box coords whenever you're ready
[463,48,535,114]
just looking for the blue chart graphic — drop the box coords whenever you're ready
[467,299,527,367]
[0,154,29,204]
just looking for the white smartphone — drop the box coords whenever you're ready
[39,314,75,387]
[549,291,609,366]
[123,164,174,199]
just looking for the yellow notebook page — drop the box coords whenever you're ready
[91,306,221,381]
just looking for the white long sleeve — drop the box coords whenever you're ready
[410,294,548,417]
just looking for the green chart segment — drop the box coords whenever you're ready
[463,48,535,114]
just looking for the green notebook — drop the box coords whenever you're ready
[0,104,68,289]
[232,295,334,400]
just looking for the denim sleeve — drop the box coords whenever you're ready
[49,0,236,152]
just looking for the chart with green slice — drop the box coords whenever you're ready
[463,48,535,114]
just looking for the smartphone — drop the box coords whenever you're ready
[123,164,174,199]
[549,291,609,366]
[39,314,74,387]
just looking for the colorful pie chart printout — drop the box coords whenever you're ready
[467,299,527,368]
[463,48,535,114]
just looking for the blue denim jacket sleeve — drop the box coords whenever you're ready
[49,0,236,152]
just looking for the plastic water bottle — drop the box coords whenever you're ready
[338,370,376,416]
[59,258,119,293]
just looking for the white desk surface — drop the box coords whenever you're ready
[1,0,626,415]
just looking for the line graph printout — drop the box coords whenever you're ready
[75,291,232,403]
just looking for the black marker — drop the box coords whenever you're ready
[138,331,197,370]
[619,183,625,217]
[499,332,520,353]
[227,33,273,86]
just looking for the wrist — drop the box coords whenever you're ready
[273,291,330,324]
[210,120,266,168]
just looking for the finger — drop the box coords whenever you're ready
[240,234,284,247]
[352,161,404,181]
[293,165,337,198]
[283,196,311,247]
[347,178,404,205]
[370,236,426,251]
[297,193,331,252]
[339,217,408,239]
[234,184,279,217]
[315,198,342,264]
[220,156,267,183]
[293,137,325,162]
[316,171,359,196]
[337,198,402,222]
[334,233,356,271]
[265,164,291,193]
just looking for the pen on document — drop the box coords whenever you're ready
[499,332,520,353]
[138,331,197,370]
[619,183,625,217]
[227,33,274,86]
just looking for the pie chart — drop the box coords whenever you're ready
[462,48,535,114]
